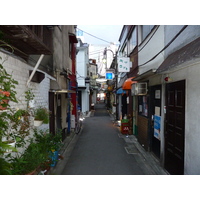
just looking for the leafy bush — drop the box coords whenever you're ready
[34,107,50,124]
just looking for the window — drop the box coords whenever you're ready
[138,96,148,117]
[141,25,155,41]
[128,28,137,54]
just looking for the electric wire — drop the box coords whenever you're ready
[135,25,160,55]
[138,25,188,67]
[77,28,111,44]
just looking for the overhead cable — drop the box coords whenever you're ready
[139,25,188,67]
[77,28,111,44]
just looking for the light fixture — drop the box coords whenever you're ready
[102,58,106,64]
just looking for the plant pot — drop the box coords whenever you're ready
[49,150,59,167]
[25,169,37,175]
[34,120,43,127]
[3,140,16,153]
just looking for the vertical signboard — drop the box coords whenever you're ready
[154,115,161,140]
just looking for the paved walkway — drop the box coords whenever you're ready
[50,102,168,175]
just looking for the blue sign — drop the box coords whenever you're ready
[154,115,161,140]
[106,72,113,80]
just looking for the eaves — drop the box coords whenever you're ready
[157,36,200,74]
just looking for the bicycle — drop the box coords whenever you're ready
[75,111,84,134]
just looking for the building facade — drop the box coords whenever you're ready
[76,38,90,115]
[118,25,200,175]
[0,25,78,154]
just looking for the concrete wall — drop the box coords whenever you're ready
[164,60,200,174]
[162,25,200,174]
[164,25,200,58]
[53,25,74,72]
[76,40,90,114]
[138,26,165,74]
[77,49,87,87]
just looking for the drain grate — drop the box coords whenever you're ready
[125,146,140,154]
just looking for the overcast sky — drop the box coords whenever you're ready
[77,25,123,45]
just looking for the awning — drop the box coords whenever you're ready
[116,88,126,94]
[122,77,137,90]
[55,90,76,94]
[50,79,76,93]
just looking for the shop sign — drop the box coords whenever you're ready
[154,115,161,140]
[118,57,130,72]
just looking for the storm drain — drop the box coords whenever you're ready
[125,145,140,154]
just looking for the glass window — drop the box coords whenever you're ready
[138,96,148,117]
[142,25,155,41]
[128,28,137,54]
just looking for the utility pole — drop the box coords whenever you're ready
[115,52,118,120]
[103,48,119,120]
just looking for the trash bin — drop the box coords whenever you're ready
[121,119,129,134]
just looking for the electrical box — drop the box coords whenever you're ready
[131,82,148,96]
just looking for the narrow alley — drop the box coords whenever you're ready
[52,102,168,175]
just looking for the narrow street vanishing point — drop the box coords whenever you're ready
[52,102,168,175]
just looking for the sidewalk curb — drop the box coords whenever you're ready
[47,130,82,175]
[110,113,169,175]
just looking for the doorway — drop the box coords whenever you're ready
[165,80,185,175]
[149,85,161,158]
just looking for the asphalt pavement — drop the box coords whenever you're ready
[50,102,168,175]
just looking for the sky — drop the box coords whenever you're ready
[77,25,123,45]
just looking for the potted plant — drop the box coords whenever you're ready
[0,157,12,175]
[0,59,18,154]
[34,129,62,167]
[48,131,62,167]
[34,107,50,126]
[10,137,50,175]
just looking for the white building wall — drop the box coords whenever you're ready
[0,51,52,153]
[76,40,90,114]
[162,25,200,174]
[164,25,200,58]
[0,52,50,110]
[138,26,165,74]
[77,50,86,87]
[163,60,200,174]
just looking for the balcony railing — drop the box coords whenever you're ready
[0,25,53,56]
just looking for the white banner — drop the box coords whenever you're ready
[118,57,130,72]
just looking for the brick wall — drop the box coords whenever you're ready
[0,51,52,154]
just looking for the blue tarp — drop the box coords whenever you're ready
[116,88,126,94]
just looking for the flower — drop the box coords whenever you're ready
[0,90,10,97]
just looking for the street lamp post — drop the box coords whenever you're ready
[103,48,119,120]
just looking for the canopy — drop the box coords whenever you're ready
[122,77,137,90]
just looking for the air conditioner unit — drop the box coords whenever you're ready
[131,82,148,96]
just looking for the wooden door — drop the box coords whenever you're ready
[165,80,185,175]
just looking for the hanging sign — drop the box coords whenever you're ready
[106,69,115,80]
[118,57,131,72]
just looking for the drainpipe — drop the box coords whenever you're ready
[67,81,71,134]
[27,54,44,87]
